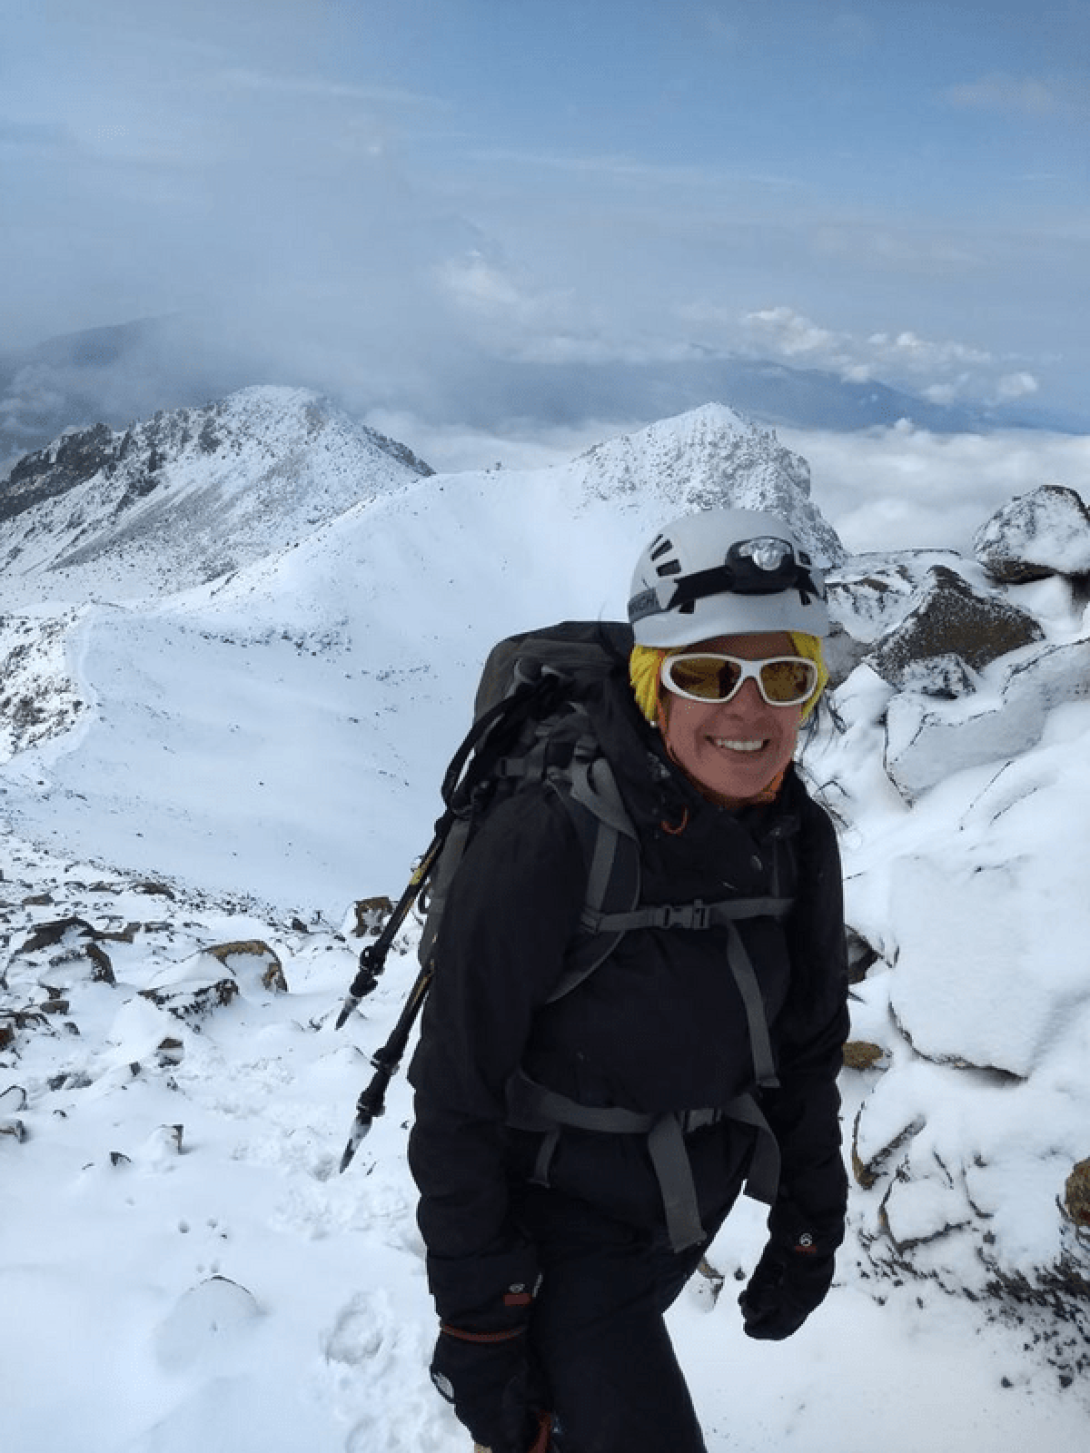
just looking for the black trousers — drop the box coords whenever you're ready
[517,1186,730,1453]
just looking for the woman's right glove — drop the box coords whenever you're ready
[430,1322,550,1453]
[738,1233,836,1341]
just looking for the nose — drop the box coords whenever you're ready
[727,677,767,711]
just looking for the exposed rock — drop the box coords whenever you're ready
[353,896,395,937]
[206,939,287,992]
[156,1037,185,1067]
[974,484,1090,584]
[1064,1160,1090,1229]
[0,387,434,609]
[822,623,870,691]
[867,565,1044,691]
[85,942,115,984]
[1,422,116,523]
[139,976,239,1022]
[843,1041,887,1071]
[851,1107,925,1191]
[845,925,882,984]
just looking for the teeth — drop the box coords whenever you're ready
[713,739,764,753]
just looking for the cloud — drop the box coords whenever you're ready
[777,421,1090,555]
[942,73,1078,117]
[735,306,1040,410]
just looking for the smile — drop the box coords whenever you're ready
[711,738,766,753]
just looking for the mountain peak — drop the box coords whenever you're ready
[576,403,844,565]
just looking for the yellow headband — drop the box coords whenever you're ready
[629,633,829,725]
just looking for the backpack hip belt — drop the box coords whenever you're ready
[506,1070,781,1254]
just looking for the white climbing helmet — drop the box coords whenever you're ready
[627,508,830,647]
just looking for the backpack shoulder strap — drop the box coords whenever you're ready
[544,742,641,1003]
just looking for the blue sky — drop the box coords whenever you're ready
[2,0,1088,431]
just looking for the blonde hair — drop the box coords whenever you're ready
[629,633,828,725]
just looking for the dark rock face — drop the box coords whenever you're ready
[1,423,117,523]
[974,484,1090,584]
[866,565,1045,691]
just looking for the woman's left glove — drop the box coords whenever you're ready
[430,1323,547,1453]
[738,1233,836,1341]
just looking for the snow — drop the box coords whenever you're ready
[2,397,1089,1450]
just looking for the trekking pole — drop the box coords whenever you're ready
[333,821,449,1031]
[339,957,434,1171]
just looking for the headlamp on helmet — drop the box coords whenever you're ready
[627,508,830,647]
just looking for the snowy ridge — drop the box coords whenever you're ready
[0,386,432,607]
[2,395,1089,1450]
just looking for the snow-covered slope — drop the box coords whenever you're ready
[1,395,1088,1452]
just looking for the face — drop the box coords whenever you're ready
[660,631,803,804]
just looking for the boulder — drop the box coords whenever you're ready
[867,565,1044,692]
[885,636,1090,799]
[974,484,1090,584]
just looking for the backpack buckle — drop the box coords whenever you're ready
[661,900,710,930]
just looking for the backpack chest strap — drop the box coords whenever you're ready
[579,894,791,934]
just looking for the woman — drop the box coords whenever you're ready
[408,508,849,1453]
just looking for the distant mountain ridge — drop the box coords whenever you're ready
[0,391,842,612]
[3,315,1082,474]
[0,387,433,607]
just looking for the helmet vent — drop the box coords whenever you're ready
[649,536,674,562]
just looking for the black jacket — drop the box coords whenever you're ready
[408,660,849,1327]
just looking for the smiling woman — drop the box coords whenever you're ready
[408,506,850,1452]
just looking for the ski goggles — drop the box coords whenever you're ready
[660,652,819,707]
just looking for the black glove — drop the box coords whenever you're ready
[739,1234,836,1341]
[431,1324,546,1453]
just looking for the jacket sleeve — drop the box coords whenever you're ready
[407,787,586,1327]
[762,798,850,1251]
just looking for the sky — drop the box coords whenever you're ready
[2,0,1088,445]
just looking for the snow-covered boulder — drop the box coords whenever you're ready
[883,636,1090,798]
[974,484,1090,584]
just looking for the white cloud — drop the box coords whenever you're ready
[777,422,1090,554]
[737,306,1040,409]
[942,73,1074,117]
